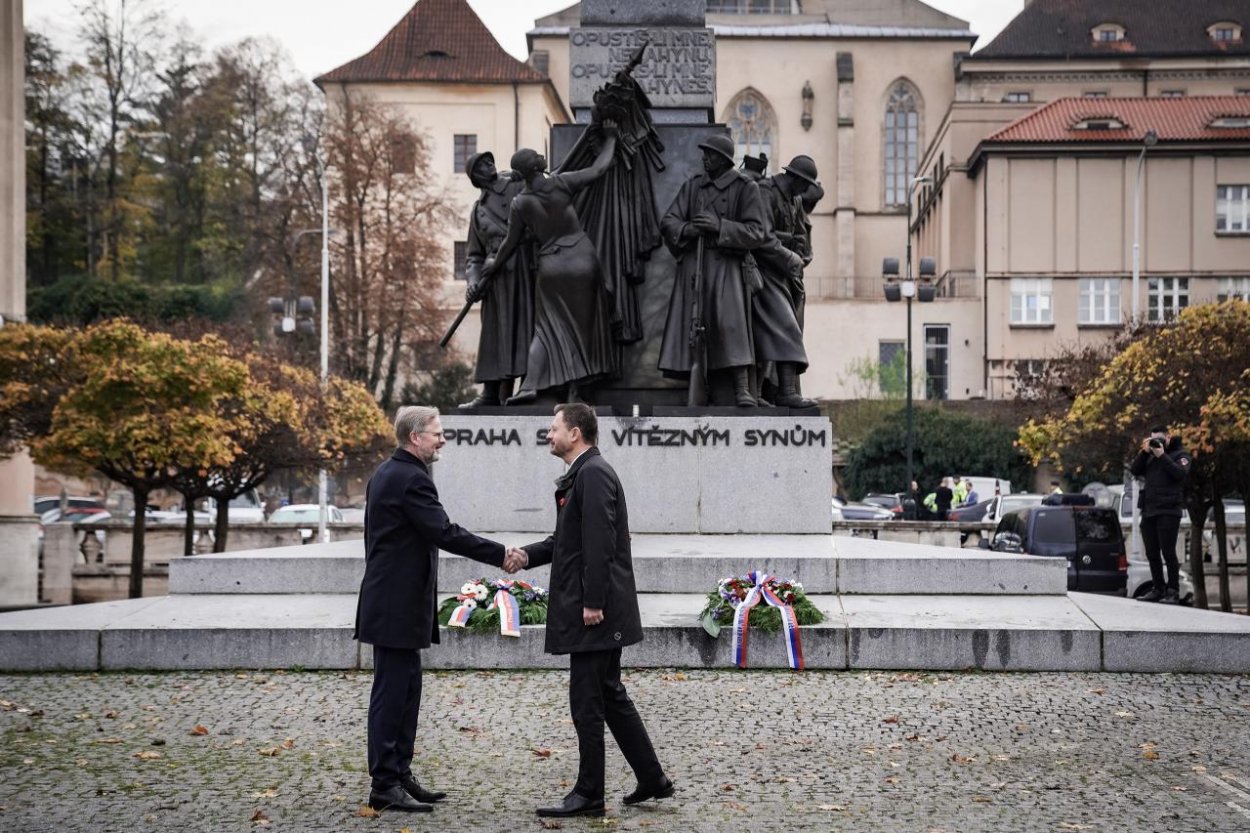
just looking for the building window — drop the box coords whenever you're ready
[722,88,776,168]
[883,80,921,207]
[453,242,468,281]
[1159,89,1186,98]
[1238,88,1250,96]
[1216,184,1250,232]
[924,325,950,401]
[1217,277,1250,301]
[453,134,477,173]
[1082,91,1109,98]
[529,50,549,77]
[1092,24,1126,43]
[877,341,905,395]
[1079,278,1121,325]
[1147,277,1189,322]
[391,134,417,173]
[1002,91,1032,103]
[708,0,794,12]
[1208,22,1243,43]
[1010,278,1053,325]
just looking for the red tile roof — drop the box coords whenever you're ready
[315,0,546,86]
[974,0,1250,60]
[986,96,1250,144]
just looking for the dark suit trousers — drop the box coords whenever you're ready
[569,648,664,800]
[368,645,423,791]
[1141,514,1182,591]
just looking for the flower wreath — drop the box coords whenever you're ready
[699,571,824,670]
[437,579,548,636]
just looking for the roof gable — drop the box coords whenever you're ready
[985,96,1250,144]
[975,0,1250,60]
[316,0,545,86]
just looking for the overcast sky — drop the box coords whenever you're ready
[26,0,1023,80]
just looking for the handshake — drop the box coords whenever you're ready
[503,546,529,574]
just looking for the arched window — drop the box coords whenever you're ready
[722,88,776,169]
[883,80,922,207]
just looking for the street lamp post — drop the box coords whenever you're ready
[316,149,331,545]
[883,175,935,507]
[1131,129,1158,322]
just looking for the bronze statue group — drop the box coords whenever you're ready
[452,61,823,410]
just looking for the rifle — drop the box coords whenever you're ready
[438,270,495,349]
[687,194,708,407]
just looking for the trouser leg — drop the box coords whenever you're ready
[1140,515,1165,589]
[368,645,422,791]
[600,649,665,787]
[569,650,608,800]
[1155,514,1182,591]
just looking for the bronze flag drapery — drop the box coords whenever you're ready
[558,49,665,345]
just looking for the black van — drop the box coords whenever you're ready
[986,506,1128,594]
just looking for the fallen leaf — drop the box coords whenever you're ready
[1088,688,1106,695]
[103,710,118,719]
[258,747,281,757]
[818,804,847,811]
[280,739,295,750]
[1058,824,1092,831]
[250,809,269,823]
[190,725,209,736]
[0,700,14,711]
[949,754,976,764]
[458,726,480,734]
[538,820,562,830]
[356,805,379,818]
[726,801,748,811]
[883,776,900,784]
[991,754,1010,761]
[1143,751,1160,760]
[251,789,278,799]
[1114,711,1135,719]
[882,715,900,724]
[96,737,123,745]
[532,747,553,758]
[1193,765,1208,773]
[972,796,992,803]
[133,751,162,760]
[721,784,736,792]
[1172,786,1189,792]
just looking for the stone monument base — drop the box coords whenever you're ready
[435,414,832,534]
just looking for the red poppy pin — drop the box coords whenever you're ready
[558,497,568,507]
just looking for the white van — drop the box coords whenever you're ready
[960,477,1013,502]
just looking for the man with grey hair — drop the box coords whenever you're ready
[355,405,524,813]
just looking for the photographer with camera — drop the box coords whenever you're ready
[1129,425,1192,604]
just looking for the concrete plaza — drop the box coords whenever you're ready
[1,668,1248,832]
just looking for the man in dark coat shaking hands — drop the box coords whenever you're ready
[356,405,523,813]
[512,403,673,818]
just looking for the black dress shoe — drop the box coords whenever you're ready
[368,785,432,813]
[1159,588,1181,605]
[536,792,606,818]
[400,774,446,803]
[1138,587,1165,602]
[506,389,538,406]
[623,776,675,805]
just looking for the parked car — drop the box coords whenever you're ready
[832,497,895,522]
[268,504,344,524]
[338,504,366,524]
[861,493,904,518]
[961,477,1013,503]
[1127,557,1196,605]
[947,498,994,522]
[33,495,106,515]
[985,505,1127,594]
[204,490,265,524]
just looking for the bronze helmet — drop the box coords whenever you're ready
[782,154,820,187]
[697,134,737,166]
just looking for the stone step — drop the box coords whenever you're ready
[3,591,1247,673]
[168,534,1068,596]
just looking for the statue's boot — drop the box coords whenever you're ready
[773,363,816,409]
[460,380,502,408]
[506,387,538,406]
[733,367,757,408]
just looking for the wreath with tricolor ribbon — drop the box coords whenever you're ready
[698,571,824,670]
[438,579,548,637]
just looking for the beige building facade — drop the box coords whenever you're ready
[914,0,1250,399]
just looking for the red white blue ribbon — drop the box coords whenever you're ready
[447,600,476,627]
[488,586,521,638]
[730,570,805,671]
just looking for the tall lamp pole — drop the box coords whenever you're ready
[883,175,935,503]
[317,149,330,544]
[1131,129,1158,321]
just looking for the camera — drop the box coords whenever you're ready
[1148,438,1164,450]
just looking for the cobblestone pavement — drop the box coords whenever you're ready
[1,669,1249,833]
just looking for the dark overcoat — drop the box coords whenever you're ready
[521,448,643,655]
[1129,438,1192,518]
[658,167,768,375]
[355,448,504,650]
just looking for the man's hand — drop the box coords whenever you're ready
[503,547,528,574]
[690,211,720,236]
[583,607,604,626]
